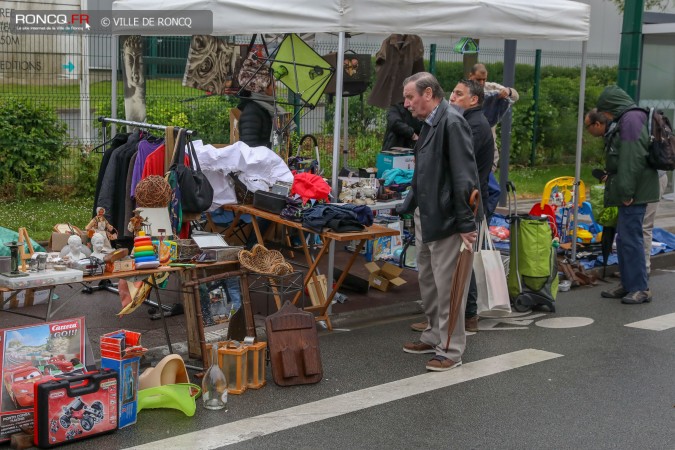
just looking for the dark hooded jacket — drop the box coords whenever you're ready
[596,85,660,206]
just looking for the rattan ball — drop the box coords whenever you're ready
[135,175,172,207]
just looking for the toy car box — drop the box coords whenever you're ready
[0,318,87,444]
[33,369,118,448]
[100,330,145,429]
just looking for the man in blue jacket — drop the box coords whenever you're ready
[396,72,479,371]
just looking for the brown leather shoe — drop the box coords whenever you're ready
[426,355,462,371]
[465,315,479,332]
[410,321,428,332]
[402,341,435,354]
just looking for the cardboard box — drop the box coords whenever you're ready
[100,330,144,429]
[376,153,415,178]
[364,262,406,292]
[49,231,88,252]
[0,318,87,443]
[371,221,403,261]
[307,274,327,306]
[2,288,50,310]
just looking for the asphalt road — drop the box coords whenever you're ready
[14,266,672,450]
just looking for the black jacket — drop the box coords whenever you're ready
[382,103,423,151]
[399,100,479,243]
[463,106,494,218]
[237,99,272,148]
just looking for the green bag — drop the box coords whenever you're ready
[590,184,618,227]
[508,217,558,299]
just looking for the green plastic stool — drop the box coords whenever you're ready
[137,383,201,417]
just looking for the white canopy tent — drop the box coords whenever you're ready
[113,0,590,40]
[113,0,592,282]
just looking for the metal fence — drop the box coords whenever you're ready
[0,34,619,186]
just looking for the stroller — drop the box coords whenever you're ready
[505,181,559,312]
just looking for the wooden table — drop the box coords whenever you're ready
[0,262,241,362]
[224,204,400,330]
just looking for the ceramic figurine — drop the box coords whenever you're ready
[86,207,118,241]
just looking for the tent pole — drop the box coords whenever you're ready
[111,36,119,137]
[327,32,346,317]
[342,97,349,168]
[571,40,588,262]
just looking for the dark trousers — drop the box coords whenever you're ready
[617,204,648,292]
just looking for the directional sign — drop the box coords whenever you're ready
[62,61,74,72]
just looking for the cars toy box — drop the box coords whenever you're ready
[100,330,145,429]
[33,369,118,448]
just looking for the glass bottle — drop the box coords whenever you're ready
[202,346,228,411]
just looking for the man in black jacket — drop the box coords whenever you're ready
[396,72,479,371]
[451,79,494,331]
[409,79,493,333]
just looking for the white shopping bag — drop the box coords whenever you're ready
[473,218,511,318]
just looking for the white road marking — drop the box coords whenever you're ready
[123,349,562,450]
[535,317,594,328]
[625,312,675,331]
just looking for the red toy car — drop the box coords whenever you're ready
[3,363,54,408]
[47,355,75,373]
[59,397,104,431]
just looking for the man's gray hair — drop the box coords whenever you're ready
[403,72,445,99]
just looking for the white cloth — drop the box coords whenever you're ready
[193,140,294,210]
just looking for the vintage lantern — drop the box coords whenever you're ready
[243,341,267,390]
[217,341,248,395]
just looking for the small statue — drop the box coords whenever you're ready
[90,232,110,260]
[127,208,149,237]
[86,207,118,241]
[59,235,91,262]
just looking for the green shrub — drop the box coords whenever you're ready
[74,148,103,199]
[95,93,237,144]
[0,98,70,198]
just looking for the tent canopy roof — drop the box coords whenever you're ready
[113,0,590,41]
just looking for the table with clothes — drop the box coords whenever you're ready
[222,204,399,330]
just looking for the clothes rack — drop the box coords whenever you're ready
[97,116,197,152]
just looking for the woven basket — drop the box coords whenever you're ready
[238,244,293,275]
[175,239,200,261]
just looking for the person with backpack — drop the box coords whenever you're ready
[586,108,667,277]
[596,86,661,304]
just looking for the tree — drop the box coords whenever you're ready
[607,0,672,12]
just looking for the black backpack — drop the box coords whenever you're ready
[646,108,675,171]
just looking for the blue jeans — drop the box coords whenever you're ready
[223,277,242,311]
[617,204,648,292]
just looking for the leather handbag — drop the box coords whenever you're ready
[170,128,214,214]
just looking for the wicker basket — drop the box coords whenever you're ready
[175,238,200,261]
[238,244,293,275]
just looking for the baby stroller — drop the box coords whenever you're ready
[505,182,558,312]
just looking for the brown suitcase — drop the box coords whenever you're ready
[265,301,323,386]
